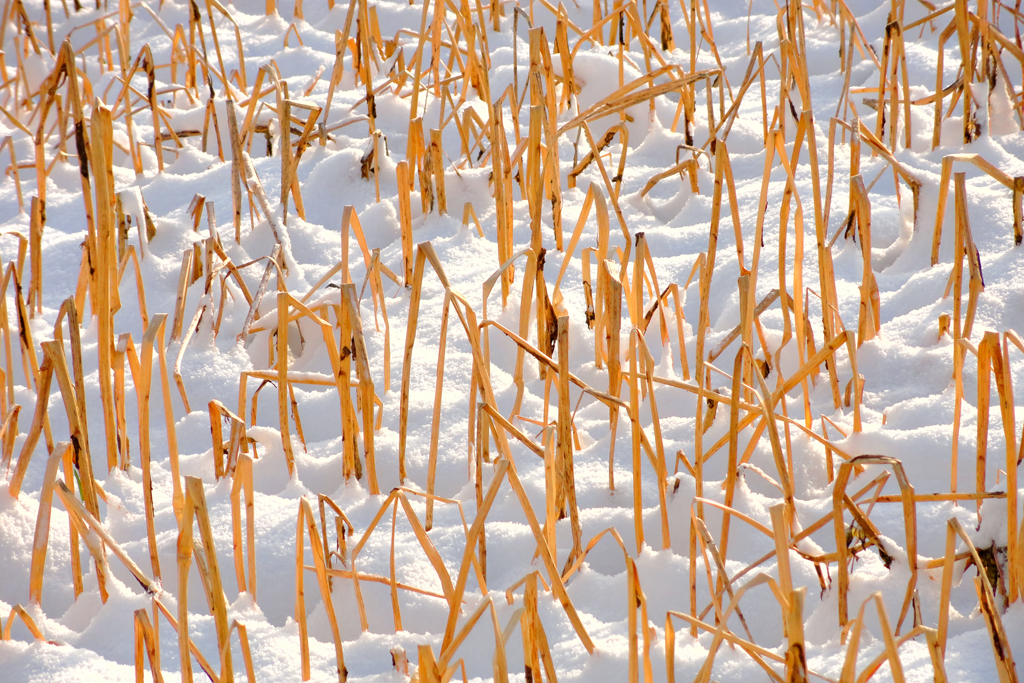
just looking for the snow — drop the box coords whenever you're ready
[1,0,1024,681]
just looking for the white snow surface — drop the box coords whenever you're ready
[0,0,1023,681]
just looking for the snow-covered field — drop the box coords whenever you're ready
[2,0,1024,680]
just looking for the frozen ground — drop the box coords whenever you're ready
[1,0,1024,681]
